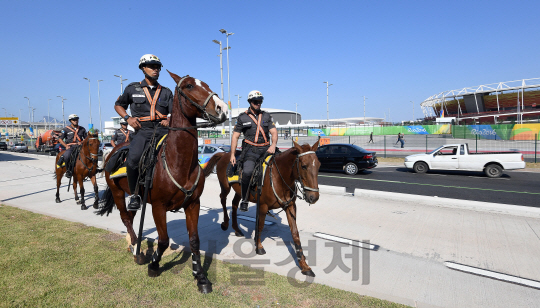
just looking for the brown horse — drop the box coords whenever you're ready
[97,72,227,293]
[203,141,321,276]
[54,132,100,210]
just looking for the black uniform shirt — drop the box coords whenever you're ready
[111,128,131,144]
[59,125,87,144]
[115,79,174,120]
[234,109,275,144]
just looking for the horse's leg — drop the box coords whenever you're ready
[73,175,79,204]
[110,181,139,259]
[231,192,243,237]
[184,199,212,294]
[147,203,169,277]
[78,174,86,210]
[219,185,231,231]
[285,203,315,277]
[255,204,268,255]
[90,175,99,209]
[55,168,62,203]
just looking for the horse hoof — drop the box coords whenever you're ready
[81,205,87,210]
[234,230,244,237]
[76,200,81,205]
[198,282,213,294]
[55,198,61,203]
[256,247,266,255]
[93,203,99,209]
[134,254,146,265]
[302,270,316,277]
[220,222,228,231]
[148,263,160,277]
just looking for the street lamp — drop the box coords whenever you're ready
[323,82,333,127]
[19,109,22,134]
[220,28,234,144]
[57,96,66,127]
[47,99,51,130]
[410,101,414,123]
[1,108,7,137]
[24,97,30,123]
[363,96,368,124]
[98,80,103,136]
[114,75,128,94]
[83,77,92,126]
[212,40,224,102]
[235,95,241,117]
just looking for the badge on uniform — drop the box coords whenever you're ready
[132,94,145,98]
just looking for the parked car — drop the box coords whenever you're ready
[198,144,236,172]
[12,143,29,153]
[315,143,378,175]
[0,142,7,151]
[404,143,525,178]
[99,142,114,156]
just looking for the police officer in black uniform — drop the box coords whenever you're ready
[110,118,131,147]
[230,90,278,212]
[57,114,88,178]
[114,54,173,211]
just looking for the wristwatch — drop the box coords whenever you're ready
[123,115,130,121]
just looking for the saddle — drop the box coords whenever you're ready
[227,152,274,198]
[106,134,168,180]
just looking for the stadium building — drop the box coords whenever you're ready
[420,77,540,124]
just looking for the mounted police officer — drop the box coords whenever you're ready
[57,114,88,178]
[114,54,173,211]
[230,90,278,212]
[110,118,131,147]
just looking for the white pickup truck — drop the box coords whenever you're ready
[404,143,525,178]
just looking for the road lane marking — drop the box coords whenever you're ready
[314,232,378,250]
[444,261,540,290]
[318,174,540,195]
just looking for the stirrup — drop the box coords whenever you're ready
[127,194,141,211]
[239,200,249,212]
[65,170,72,178]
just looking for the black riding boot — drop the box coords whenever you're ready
[126,167,141,211]
[57,156,65,169]
[239,179,250,212]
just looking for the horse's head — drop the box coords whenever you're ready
[84,132,100,162]
[292,140,321,204]
[168,71,228,125]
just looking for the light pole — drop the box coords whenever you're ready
[19,109,22,134]
[24,97,30,124]
[57,96,66,127]
[83,77,92,126]
[31,107,36,137]
[296,103,298,124]
[98,79,103,136]
[1,108,6,137]
[212,40,224,102]
[323,82,333,127]
[410,101,414,123]
[114,75,128,94]
[47,98,51,130]
[363,96,367,124]
[220,28,234,144]
[235,95,241,117]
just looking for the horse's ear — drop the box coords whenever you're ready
[293,140,303,154]
[311,139,320,151]
[167,70,181,84]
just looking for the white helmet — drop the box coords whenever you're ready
[139,54,163,69]
[68,114,79,121]
[248,90,263,102]
[119,118,128,125]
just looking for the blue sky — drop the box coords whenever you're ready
[2,0,540,128]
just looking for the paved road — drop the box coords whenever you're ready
[318,166,540,208]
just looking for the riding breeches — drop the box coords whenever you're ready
[62,147,74,162]
[241,146,268,185]
[126,126,167,170]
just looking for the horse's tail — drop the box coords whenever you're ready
[94,185,116,216]
[203,152,226,177]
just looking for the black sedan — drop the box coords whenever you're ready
[315,143,377,175]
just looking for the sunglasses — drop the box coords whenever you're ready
[251,100,263,105]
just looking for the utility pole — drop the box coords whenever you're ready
[114,75,128,94]
[220,28,234,144]
[363,96,367,124]
[235,95,241,117]
[323,81,333,127]
[98,80,103,136]
[411,101,414,123]
[57,96,66,127]
[47,99,51,130]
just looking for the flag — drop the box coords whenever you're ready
[441,110,445,118]
[228,101,232,110]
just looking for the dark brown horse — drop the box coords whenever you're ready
[203,141,321,276]
[97,72,227,293]
[54,132,100,210]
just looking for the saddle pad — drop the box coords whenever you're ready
[260,154,273,186]
[56,162,65,169]
[227,174,240,184]
[110,166,127,179]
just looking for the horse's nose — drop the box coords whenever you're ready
[308,193,319,204]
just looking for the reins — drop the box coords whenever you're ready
[78,137,99,175]
[268,150,319,214]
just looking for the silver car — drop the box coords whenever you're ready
[12,143,28,152]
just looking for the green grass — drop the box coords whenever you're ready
[0,205,409,307]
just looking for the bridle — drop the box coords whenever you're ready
[78,136,99,174]
[169,76,221,131]
[269,150,320,210]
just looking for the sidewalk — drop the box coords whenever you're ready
[1,151,540,307]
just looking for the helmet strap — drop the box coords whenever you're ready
[144,72,159,82]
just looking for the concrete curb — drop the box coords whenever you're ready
[318,184,540,218]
